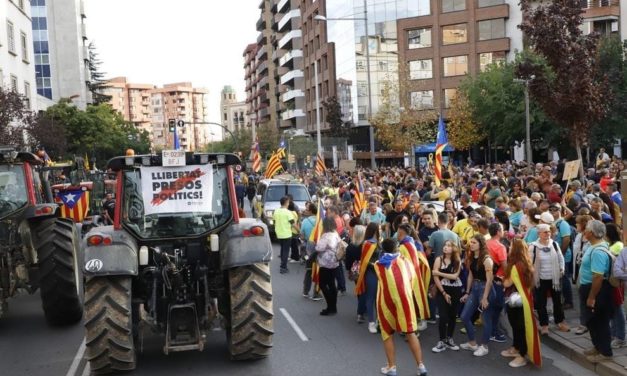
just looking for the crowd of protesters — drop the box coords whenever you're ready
[247,152,626,374]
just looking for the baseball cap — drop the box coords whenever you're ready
[535,212,554,224]
[549,203,561,210]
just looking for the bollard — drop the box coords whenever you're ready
[622,170,627,240]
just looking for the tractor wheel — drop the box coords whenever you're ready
[227,263,274,360]
[84,276,136,374]
[32,218,82,325]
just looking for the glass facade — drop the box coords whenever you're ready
[443,88,457,108]
[442,23,467,45]
[327,0,430,127]
[477,19,505,41]
[443,55,468,76]
[410,90,434,109]
[31,0,53,99]
[409,59,432,79]
[478,51,506,71]
[408,28,431,49]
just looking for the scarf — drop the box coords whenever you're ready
[532,240,561,291]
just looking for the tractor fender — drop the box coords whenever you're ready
[220,218,273,270]
[82,226,138,276]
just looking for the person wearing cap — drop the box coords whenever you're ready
[529,223,569,335]
[550,203,574,309]
[524,211,554,244]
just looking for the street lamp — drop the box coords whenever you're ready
[513,75,535,165]
[314,0,376,169]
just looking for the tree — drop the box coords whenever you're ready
[323,96,351,137]
[205,128,252,156]
[288,136,317,159]
[0,86,34,148]
[371,79,438,152]
[256,122,280,158]
[87,42,112,105]
[28,112,67,159]
[446,92,485,151]
[518,0,610,175]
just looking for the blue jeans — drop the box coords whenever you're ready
[491,282,505,337]
[357,269,378,322]
[562,262,573,306]
[461,281,495,345]
[611,305,626,341]
[336,261,346,292]
[279,238,291,270]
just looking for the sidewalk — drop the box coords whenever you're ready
[541,292,627,376]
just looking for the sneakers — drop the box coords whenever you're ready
[357,314,366,323]
[288,258,299,264]
[460,342,478,351]
[444,338,459,351]
[432,341,447,353]
[540,325,549,335]
[611,339,626,349]
[490,334,507,343]
[583,347,599,356]
[509,357,528,368]
[310,294,322,301]
[417,320,428,331]
[460,327,467,334]
[586,353,611,363]
[556,322,570,332]
[368,322,378,334]
[320,309,337,316]
[473,345,489,357]
[501,348,520,358]
[280,268,289,274]
[575,326,589,335]
[302,292,309,298]
[426,318,437,324]
[338,290,346,296]
[417,363,428,376]
[381,365,397,376]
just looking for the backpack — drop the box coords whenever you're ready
[593,244,620,288]
[336,239,348,261]
[530,240,560,264]
[555,219,576,250]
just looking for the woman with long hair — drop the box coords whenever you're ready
[315,217,341,316]
[502,239,542,368]
[346,224,367,323]
[431,240,463,353]
[354,222,381,333]
[460,234,496,356]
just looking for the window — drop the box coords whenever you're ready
[478,0,503,7]
[410,91,434,110]
[442,24,467,45]
[20,32,28,62]
[409,59,433,79]
[442,0,466,13]
[479,51,506,71]
[443,55,468,76]
[408,28,432,49]
[443,88,457,108]
[23,82,31,109]
[357,81,368,97]
[478,19,505,41]
[18,0,25,9]
[223,113,228,121]
[7,21,16,54]
[358,106,367,121]
[356,60,366,71]
[10,75,18,92]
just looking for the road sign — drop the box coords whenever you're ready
[162,150,186,167]
[177,120,185,127]
[235,165,242,172]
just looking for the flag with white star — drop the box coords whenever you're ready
[57,190,85,209]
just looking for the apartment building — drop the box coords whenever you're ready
[31,0,91,110]
[301,0,338,134]
[220,85,248,137]
[1,0,37,110]
[397,0,522,116]
[103,78,209,152]
[253,0,279,129]
[243,43,259,131]
[580,0,625,40]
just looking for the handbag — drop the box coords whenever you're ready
[349,261,360,281]
[505,291,523,308]
[336,240,348,261]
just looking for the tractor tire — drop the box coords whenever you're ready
[227,262,274,360]
[84,276,136,374]
[32,217,82,325]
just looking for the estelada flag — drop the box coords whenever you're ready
[511,264,542,367]
[435,115,448,187]
[374,253,419,340]
[264,152,282,179]
[398,237,430,319]
[56,189,90,223]
[353,172,365,217]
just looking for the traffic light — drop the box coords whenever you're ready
[168,119,176,132]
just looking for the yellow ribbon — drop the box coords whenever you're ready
[428,153,434,165]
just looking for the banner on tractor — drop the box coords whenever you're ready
[140,164,213,215]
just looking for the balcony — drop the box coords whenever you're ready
[281,109,305,120]
[582,0,620,20]
[257,30,268,45]
[258,61,269,74]
[278,9,300,32]
[258,76,269,89]
[282,89,304,102]
[280,69,303,85]
[277,0,289,13]
[81,23,88,40]
[256,15,267,32]
[279,49,303,67]
[80,0,86,17]
[278,30,302,50]
[259,105,270,119]
[256,45,267,60]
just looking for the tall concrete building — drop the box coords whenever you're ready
[220,85,248,137]
[30,0,91,109]
[253,0,279,130]
[580,0,625,40]
[103,78,210,152]
[243,43,260,132]
[1,0,37,110]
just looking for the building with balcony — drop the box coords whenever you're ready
[31,0,91,110]
[1,0,37,111]
[221,85,248,137]
[580,0,625,40]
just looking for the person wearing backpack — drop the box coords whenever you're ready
[550,203,574,309]
[529,223,570,335]
[606,223,625,349]
[579,220,615,363]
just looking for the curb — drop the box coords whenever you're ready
[543,331,627,376]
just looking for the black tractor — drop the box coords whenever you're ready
[82,151,273,374]
[0,146,82,324]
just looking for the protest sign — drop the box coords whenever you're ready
[562,160,581,181]
[140,164,213,215]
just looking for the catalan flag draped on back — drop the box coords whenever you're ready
[375,253,419,340]
[355,239,378,295]
[511,264,542,367]
[251,139,261,173]
[353,172,365,217]
[264,151,282,178]
[398,237,430,319]
[315,152,326,175]
[309,199,325,285]
[434,116,448,187]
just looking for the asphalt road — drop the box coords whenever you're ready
[0,202,597,376]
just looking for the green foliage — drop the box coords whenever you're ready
[87,42,112,105]
[0,86,34,148]
[257,122,279,157]
[288,136,317,158]
[205,128,251,155]
[323,96,350,137]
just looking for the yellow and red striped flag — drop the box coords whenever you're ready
[264,152,282,179]
[251,140,261,173]
[434,116,448,187]
[354,240,378,295]
[511,264,542,367]
[309,199,325,285]
[353,172,365,217]
[55,188,90,223]
[315,152,326,175]
[374,253,419,340]
[398,238,430,319]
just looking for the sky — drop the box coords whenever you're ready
[85,0,259,128]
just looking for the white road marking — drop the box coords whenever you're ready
[65,338,86,376]
[279,307,309,342]
[80,363,90,376]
